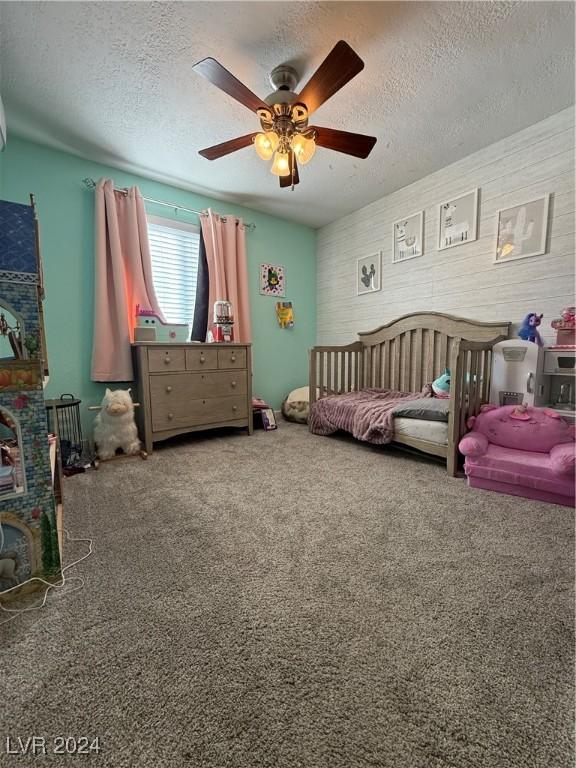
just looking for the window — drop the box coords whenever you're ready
[147,215,200,326]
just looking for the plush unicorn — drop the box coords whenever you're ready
[94,388,140,460]
[518,312,544,346]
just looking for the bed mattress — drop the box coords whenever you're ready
[393,417,448,446]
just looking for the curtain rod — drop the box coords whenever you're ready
[81,178,255,230]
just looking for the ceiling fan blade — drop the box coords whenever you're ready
[199,133,258,161]
[193,57,269,113]
[311,126,377,158]
[280,152,300,188]
[297,41,364,115]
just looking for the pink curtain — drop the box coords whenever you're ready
[91,179,165,381]
[200,209,252,343]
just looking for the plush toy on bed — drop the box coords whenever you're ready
[432,369,451,398]
[94,388,141,460]
[517,312,544,345]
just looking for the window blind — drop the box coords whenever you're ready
[147,215,200,326]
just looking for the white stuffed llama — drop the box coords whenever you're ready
[94,388,140,460]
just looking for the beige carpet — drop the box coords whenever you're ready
[1,421,574,768]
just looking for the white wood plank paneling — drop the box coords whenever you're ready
[317,108,575,347]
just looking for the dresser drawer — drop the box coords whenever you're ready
[152,395,248,431]
[186,347,218,370]
[148,347,186,373]
[217,347,247,369]
[150,370,247,404]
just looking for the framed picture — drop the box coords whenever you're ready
[494,195,550,263]
[392,211,424,263]
[438,189,479,250]
[357,252,381,295]
[259,263,285,296]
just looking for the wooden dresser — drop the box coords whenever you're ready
[132,342,252,452]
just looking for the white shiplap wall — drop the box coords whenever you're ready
[317,107,575,347]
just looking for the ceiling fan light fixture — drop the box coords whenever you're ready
[254,131,279,160]
[193,42,377,188]
[291,134,316,165]
[270,150,291,177]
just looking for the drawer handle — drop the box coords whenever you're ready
[231,381,237,388]
[231,355,236,362]
[167,412,174,420]
[232,405,237,412]
[164,356,171,365]
[166,385,172,393]
[200,355,206,363]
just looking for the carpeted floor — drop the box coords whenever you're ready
[1,421,574,768]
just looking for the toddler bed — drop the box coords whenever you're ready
[309,312,510,475]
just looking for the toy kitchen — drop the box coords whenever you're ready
[491,308,576,422]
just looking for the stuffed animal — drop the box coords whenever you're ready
[282,386,310,423]
[459,403,575,475]
[432,369,451,398]
[518,312,544,345]
[0,554,19,585]
[94,388,140,460]
[551,306,576,347]
[561,306,576,326]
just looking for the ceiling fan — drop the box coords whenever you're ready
[193,40,377,190]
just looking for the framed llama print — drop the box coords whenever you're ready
[494,195,550,264]
[357,252,381,295]
[259,263,285,296]
[393,211,424,263]
[438,189,478,250]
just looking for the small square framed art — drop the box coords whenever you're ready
[357,252,382,295]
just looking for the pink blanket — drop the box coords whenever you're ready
[309,386,432,445]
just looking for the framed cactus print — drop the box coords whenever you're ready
[494,194,550,264]
[357,252,381,295]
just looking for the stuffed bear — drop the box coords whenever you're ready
[459,403,575,475]
[94,388,141,460]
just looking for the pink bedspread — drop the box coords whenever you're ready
[309,386,432,445]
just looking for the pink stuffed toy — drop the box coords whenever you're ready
[460,403,575,476]
[551,306,576,347]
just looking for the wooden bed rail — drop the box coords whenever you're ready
[309,342,364,405]
[447,338,495,475]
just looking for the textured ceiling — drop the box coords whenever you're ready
[0,1,574,228]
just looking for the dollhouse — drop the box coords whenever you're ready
[0,198,61,601]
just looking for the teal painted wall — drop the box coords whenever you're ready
[1,136,316,433]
